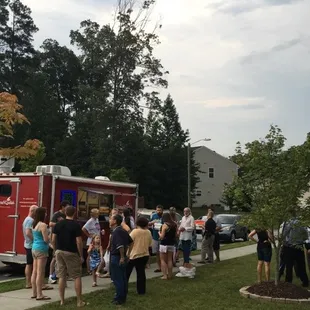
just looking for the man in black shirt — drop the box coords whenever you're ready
[198,211,216,264]
[52,206,86,307]
[110,214,133,305]
[48,200,70,284]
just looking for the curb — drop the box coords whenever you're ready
[239,286,310,304]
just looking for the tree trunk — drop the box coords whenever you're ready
[274,246,280,285]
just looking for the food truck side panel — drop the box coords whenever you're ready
[0,175,40,263]
[52,178,137,249]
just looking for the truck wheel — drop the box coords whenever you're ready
[230,232,236,243]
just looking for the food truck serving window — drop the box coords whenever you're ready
[0,184,12,197]
[77,188,114,221]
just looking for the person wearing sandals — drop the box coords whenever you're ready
[88,234,105,287]
[159,213,177,279]
[23,205,38,289]
[31,207,51,301]
[52,206,87,307]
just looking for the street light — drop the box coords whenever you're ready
[187,138,211,208]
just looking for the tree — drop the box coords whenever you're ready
[68,0,168,177]
[144,95,199,207]
[20,39,82,164]
[0,0,38,94]
[19,140,46,172]
[226,125,310,284]
[109,167,130,182]
[0,92,41,159]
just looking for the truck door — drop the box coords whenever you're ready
[0,178,21,254]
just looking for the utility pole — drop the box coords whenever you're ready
[187,143,191,208]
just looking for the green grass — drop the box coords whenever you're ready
[0,243,253,294]
[33,254,310,310]
[0,279,25,293]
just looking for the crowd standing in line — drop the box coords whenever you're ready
[22,202,310,306]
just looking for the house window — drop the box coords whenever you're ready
[0,184,12,197]
[208,168,214,178]
[196,190,202,196]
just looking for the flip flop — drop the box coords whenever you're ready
[36,296,51,301]
[77,301,89,307]
[92,282,97,287]
[31,296,37,299]
[42,286,54,290]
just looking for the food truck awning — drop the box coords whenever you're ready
[80,187,136,197]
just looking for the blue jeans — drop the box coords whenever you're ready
[182,240,191,263]
[110,255,128,303]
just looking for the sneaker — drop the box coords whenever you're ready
[48,275,57,284]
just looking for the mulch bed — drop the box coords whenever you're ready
[247,281,310,299]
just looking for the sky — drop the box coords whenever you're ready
[23,0,310,156]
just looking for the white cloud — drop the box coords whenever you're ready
[22,0,310,156]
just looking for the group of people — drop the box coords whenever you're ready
[22,201,87,307]
[248,217,310,287]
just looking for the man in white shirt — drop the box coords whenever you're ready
[179,208,195,268]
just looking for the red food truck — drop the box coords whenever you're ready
[0,161,138,265]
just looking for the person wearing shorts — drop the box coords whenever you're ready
[22,205,38,288]
[52,206,86,307]
[149,205,163,272]
[249,229,272,283]
[48,200,69,284]
[159,213,177,280]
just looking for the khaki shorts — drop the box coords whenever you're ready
[32,250,48,259]
[55,250,82,279]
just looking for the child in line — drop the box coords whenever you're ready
[88,235,105,287]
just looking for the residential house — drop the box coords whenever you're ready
[192,146,238,210]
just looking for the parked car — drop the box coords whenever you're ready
[137,208,182,229]
[216,214,248,243]
[195,216,206,235]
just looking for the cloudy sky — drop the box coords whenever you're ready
[23,0,310,156]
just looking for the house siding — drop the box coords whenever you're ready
[193,147,238,208]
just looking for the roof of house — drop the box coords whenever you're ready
[192,145,238,167]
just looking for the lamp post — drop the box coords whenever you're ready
[187,138,211,208]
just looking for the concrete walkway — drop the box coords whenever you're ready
[0,244,256,310]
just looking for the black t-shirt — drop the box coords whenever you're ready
[257,230,271,249]
[53,219,82,253]
[51,211,66,233]
[110,226,133,256]
[205,219,216,237]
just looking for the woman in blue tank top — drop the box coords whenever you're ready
[31,207,51,301]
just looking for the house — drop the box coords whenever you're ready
[192,146,238,209]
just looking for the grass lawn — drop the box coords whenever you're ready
[34,254,310,310]
[0,243,253,294]
[0,279,25,293]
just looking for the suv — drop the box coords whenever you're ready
[216,214,249,243]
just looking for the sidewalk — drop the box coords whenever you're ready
[0,244,256,310]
